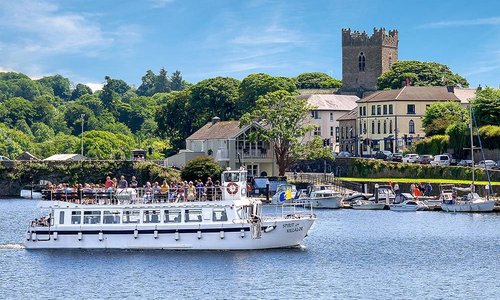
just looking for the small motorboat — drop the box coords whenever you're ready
[352,199,386,210]
[390,193,428,211]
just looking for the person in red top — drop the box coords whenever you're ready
[104,176,114,190]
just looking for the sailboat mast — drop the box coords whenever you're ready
[469,104,475,182]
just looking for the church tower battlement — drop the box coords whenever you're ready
[341,27,399,95]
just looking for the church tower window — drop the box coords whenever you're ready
[358,52,366,72]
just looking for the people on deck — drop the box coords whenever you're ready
[130,176,138,188]
[118,175,128,189]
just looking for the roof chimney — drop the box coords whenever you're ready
[446,86,455,93]
[212,116,221,125]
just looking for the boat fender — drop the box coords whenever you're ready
[220,230,225,239]
[77,232,82,241]
[98,231,103,241]
[264,226,275,233]
[26,231,31,241]
[197,230,202,239]
[240,229,245,238]
[153,230,158,239]
[174,231,180,241]
[134,229,139,239]
[53,232,58,240]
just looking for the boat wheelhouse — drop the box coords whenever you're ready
[25,168,316,250]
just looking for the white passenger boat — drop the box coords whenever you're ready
[303,185,343,209]
[25,168,316,250]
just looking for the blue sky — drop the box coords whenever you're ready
[0,0,499,90]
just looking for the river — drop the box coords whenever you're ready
[0,199,498,299]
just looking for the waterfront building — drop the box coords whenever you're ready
[166,117,277,177]
[337,108,358,155]
[299,93,359,152]
[355,86,473,156]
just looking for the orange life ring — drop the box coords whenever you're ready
[226,182,238,195]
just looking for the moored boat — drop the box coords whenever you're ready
[25,168,316,250]
[390,194,428,212]
[304,185,343,209]
[352,200,386,210]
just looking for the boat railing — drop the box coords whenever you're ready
[41,186,228,205]
[263,202,315,221]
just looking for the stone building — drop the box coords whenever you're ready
[341,27,398,95]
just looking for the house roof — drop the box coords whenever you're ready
[16,151,39,160]
[453,88,477,104]
[187,121,245,140]
[337,108,357,121]
[357,86,461,103]
[43,154,86,161]
[298,94,359,111]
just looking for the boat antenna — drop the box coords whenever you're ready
[468,104,475,183]
[471,106,493,196]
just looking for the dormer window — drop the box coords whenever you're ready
[358,52,366,71]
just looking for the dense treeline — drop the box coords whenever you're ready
[0,70,340,160]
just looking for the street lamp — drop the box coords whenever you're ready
[7,136,12,159]
[81,114,85,156]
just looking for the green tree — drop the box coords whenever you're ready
[190,77,240,128]
[238,73,297,114]
[34,133,80,158]
[37,75,72,101]
[0,72,43,101]
[31,122,55,143]
[422,101,468,136]
[71,83,93,100]
[170,70,185,91]
[155,68,171,94]
[296,72,341,89]
[472,87,500,127]
[445,122,468,158]
[100,76,131,109]
[181,156,223,182]
[82,130,134,160]
[0,97,34,126]
[137,70,157,96]
[377,61,469,89]
[155,90,193,151]
[63,103,96,135]
[240,90,315,176]
[296,136,335,160]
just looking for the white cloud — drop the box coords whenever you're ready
[231,24,305,46]
[85,82,104,92]
[419,17,500,28]
[0,66,15,73]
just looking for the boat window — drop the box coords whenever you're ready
[83,211,102,224]
[71,211,81,224]
[224,172,239,182]
[213,209,228,222]
[143,210,161,223]
[59,211,64,225]
[122,210,141,224]
[185,209,203,222]
[103,211,121,224]
[164,210,181,223]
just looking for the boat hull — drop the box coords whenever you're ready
[24,218,315,250]
[308,197,342,209]
[352,202,386,210]
[441,200,495,212]
[20,189,43,199]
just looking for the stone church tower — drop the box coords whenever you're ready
[341,28,398,94]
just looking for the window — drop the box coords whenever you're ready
[143,210,161,223]
[371,106,375,115]
[359,107,363,116]
[407,104,416,115]
[71,211,81,224]
[329,113,334,121]
[59,211,64,225]
[389,104,393,114]
[350,127,354,138]
[311,111,321,119]
[363,107,366,116]
[358,52,366,71]
[314,126,321,136]
[377,105,381,115]
[330,126,334,137]
[359,121,362,133]
[371,121,375,134]
[409,120,415,134]
[122,210,141,224]
[389,120,393,133]
[377,121,381,134]
[164,210,181,223]
[83,211,101,224]
[335,127,339,142]
[363,122,367,134]
[383,121,387,134]
[185,209,203,222]
[213,209,228,222]
[103,211,121,224]
[383,105,387,115]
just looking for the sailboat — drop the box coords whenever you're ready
[440,105,495,212]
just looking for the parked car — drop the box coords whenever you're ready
[477,160,496,169]
[419,155,434,164]
[458,159,473,167]
[430,154,451,166]
[442,153,457,165]
[390,154,403,163]
[495,161,500,170]
[402,153,420,163]
[374,150,392,160]
[337,151,352,158]
[0,155,10,161]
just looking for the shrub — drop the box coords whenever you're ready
[181,156,223,182]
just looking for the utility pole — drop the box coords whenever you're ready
[81,114,85,156]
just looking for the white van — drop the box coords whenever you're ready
[430,155,451,166]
